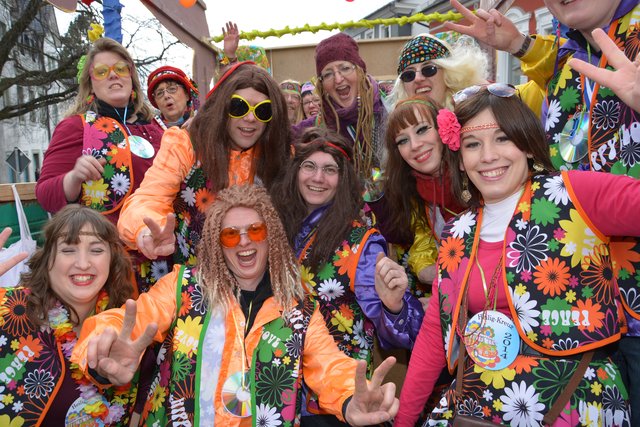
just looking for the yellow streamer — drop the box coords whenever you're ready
[209,11,463,43]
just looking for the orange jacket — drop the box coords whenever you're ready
[117,127,255,249]
[73,265,357,425]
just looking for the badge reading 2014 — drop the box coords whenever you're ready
[463,310,520,371]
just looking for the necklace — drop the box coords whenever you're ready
[221,300,253,417]
[48,290,128,424]
[112,106,155,159]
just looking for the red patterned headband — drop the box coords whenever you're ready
[325,142,350,160]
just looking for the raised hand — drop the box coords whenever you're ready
[222,21,240,59]
[374,252,408,313]
[63,155,107,202]
[136,214,176,259]
[0,227,27,277]
[444,0,525,54]
[86,300,158,386]
[568,28,640,114]
[345,356,398,425]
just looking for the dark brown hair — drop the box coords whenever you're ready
[25,205,133,326]
[383,98,441,242]
[271,127,361,269]
[197,185,303,312]
[447,89,554,207]
[189,64,291,192]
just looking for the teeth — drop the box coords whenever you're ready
[416,87,431,94]
[238,250,256,256]
[73,275,93,282]
[481,168,506,178]
[308,186,325,192]
[416,150,431,161]
[240,127,255,132]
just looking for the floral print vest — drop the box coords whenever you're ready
[545,4,640,176]
[438,173,623,370]
[80,111,134,214]
[142,266,314,426]
[0,288,136,426]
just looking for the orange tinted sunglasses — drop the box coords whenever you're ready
[220,222,268,248]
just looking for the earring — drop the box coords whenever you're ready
[461,175,472,203]
[130,90,137,102]
[533,160,544,173]
[86,93,95,105]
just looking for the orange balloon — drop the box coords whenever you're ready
[179,0,197,7]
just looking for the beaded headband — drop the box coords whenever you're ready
[460,122,500,135]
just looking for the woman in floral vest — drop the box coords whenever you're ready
[73,185,399,426]
[396,85,639,426]
[270,128,423,425]
[0,205,138,426]
[35,38,168,294]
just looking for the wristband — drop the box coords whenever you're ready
[513,34,532,58]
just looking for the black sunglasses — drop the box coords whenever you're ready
[399,64,439,83]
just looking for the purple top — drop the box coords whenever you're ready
[294,206,424,350]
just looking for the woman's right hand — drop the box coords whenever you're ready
[63,155,107,202]
[136,214,177,259]
[222,21,240,60]
[87,300,158,386]
[444,0,526,55]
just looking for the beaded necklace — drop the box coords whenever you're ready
[48,290,126,424]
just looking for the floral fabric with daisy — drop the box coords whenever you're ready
[431,172,630,425]
[0,287,137,426]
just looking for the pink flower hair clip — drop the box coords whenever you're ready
[436,109,461,151]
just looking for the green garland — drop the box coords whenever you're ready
[210,11,463,43]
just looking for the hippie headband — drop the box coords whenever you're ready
[280,80,301,95]
[325,142,351,160]
[206,61,257,99]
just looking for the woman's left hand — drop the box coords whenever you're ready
[345,356,398,425]
[375,253,408,313]
[568,28,640,114]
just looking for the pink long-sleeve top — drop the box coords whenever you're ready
[394,171,640,427]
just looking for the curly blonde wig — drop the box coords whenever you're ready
[196,185,304,313]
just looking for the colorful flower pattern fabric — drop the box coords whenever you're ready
[80,111,134,215]
[141,266,313,427]
[0,288,137,426]
[430,173,631,425]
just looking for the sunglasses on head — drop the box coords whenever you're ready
[399,64,439,83]
[452,83,517,105]
[228,94,273,123]
[91,61,131,80]
[220,222,268,248]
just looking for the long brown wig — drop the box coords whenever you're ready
[446,89,555,207]
[189,64,290,192]
[270,127,362,269]
[25,205,133,326]
[383,98,441,243]
[196,185,303,313]
[66,38,154,121]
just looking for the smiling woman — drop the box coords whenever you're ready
[0,205,137,426]
[35,38,168,294]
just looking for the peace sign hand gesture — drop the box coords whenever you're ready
[136,214,176,260]
[86,300,158,386]
[444,0,525,55]
[345,356,398,426]
[568,28,640,114]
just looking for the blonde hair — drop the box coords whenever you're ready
[66,38,154,121]
[388,36,489,109]
[196,185,304,313]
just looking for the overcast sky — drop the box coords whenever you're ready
[55,0,392,48]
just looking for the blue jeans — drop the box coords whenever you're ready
[614,336,640,425]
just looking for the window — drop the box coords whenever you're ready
[378,25,391,38]
[363,29,374,39]
[495,8,531,86]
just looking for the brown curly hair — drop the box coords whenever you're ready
[196,185,303,313]
[270,127,362,269]
[189,63,291,192]
[25,205,134,326]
